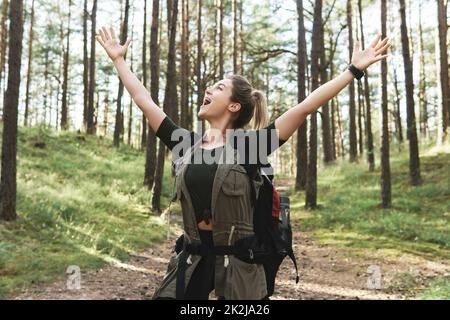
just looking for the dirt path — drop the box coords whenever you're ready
[13,179,449,300]
[14,218,434,300]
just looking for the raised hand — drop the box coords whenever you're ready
[351,34,391,70]
[96,26,132,62]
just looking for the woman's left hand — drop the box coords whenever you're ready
[351,34,391,71]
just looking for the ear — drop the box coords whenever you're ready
[228,102,241,113]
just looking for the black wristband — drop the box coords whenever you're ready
[347,64,365,80]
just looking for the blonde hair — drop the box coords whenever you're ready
[226,75,269,130]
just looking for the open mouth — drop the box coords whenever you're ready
[203,97,212,106]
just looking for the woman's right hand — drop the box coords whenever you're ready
[96,26,131,63]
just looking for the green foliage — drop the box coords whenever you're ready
[0,125,175,298]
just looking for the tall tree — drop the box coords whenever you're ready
[218,0,224,79]
[417,0,428,139]
[87,0,97,134]
[305,0,322,209]
[358,0,374,171]
[319,9,333,164]
[0,0,24,221]
[399,0,421,185]
[144,0,159,189]
[380,0,391,207]
[83,0,89,130]
[114,0,130,146]
[0,0,9,101]
[180,0,190,129]
[196,0,204,133]
[437,0,449,142]
[61,0,72,130]
[347,0,357,162]
[24,0,35,127]
[152,0,179,212]
[295,0,308,191]
[141,0,148,149]
[232,0,238,74]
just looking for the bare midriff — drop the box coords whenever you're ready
[197,219,213,231]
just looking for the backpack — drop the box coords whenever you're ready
[245,163,299,297]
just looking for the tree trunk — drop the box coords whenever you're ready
[61,0,72,130]
[399,0,421,185]
[144,0,159,189]
[141,0,148,149]
[232,0,238,74]
[0,0,9,109]
[152,0,179,213]
[319,18,333,164]
[417,0,428,139]
[196,0,204,134]
[305,0,322,210]
[358,0,375,171]
[114,0,130,146]
[24,0,35,127]
[295,0,308,191]
[83,0,89,131]
[218,0,224,79]
[180,0,190,129]
[0,0,24,221]
[87,0,97,135]
[437,0,449,141]
[347,0,357,162]
[380,0,391,208]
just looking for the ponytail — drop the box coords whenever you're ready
[227,74,270,130]
[250,90,269,130]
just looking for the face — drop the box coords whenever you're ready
[198,79,240,122]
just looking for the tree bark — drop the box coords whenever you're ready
[144,0,159,189]
[347,0,357,162]
[399,0,421,185]
[61,0,72,130]
[24,0,35,127]
[295,0,308,191]
[0,0,24,221]
[87,0,97,135]
[380,0,391,207]
[305,0,322,209]
[437,0,449,141]
[83,0,89,131]
[114,0,130,145]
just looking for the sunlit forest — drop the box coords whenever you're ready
[0,0,449,301]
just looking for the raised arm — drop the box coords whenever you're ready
[96,26,166,133]
[274,34,391,142]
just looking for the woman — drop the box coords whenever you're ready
[96,26,390,300]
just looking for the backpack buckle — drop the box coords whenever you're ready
[248,249,254,260]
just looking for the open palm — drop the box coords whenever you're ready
[96,26,131,62]
[351,34,391,70]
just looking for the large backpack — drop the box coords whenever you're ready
[245,163,299,297]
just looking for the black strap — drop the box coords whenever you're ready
[175,239,188,299]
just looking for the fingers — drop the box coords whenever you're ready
[110,27,116,39]
[370,34,381,48]
[124,38,132,49]
[102,26,110,40]
[95,35,105,48]
[374,36,389,51]
[354,40,361,52]
[99,28,107,42]
[375,40,391,56]
[374,54,389,63]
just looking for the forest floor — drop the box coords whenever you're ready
[13,217,449,300]
[4,127,450,300]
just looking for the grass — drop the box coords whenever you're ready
[283,141,450,299]
[0,125,176,299]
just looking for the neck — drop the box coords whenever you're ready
[203,118,234,144]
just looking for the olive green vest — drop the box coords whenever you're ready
[152,135,267,300]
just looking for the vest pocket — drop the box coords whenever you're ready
[222,169,247,196]
[225,255,267,300]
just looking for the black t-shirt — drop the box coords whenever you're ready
[155,115,286,224]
